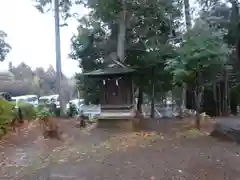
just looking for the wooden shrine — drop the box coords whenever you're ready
[84,66,136,119]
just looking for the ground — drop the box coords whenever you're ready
[0,117,240,180]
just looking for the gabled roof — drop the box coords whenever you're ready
[84,52,135,76]
[83,66,135,76]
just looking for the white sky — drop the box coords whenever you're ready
[0,0,89,77]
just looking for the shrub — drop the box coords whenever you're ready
[36,107,54,120]
[36,107,61,140]
[37,103,60,117]
[88,114,98,123]
[0,98,14,135]
[0,100,37,137]
[19,102,36,120]
[67,103,78,117]
[8,101,36,120]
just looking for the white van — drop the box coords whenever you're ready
[11,95,39,107]
[39,94,60,108]
[66,98,84,112]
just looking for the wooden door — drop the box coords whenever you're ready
[106,79,120,105]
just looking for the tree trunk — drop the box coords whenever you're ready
[218,84,222,116]
[179,84,186,119]
[224,68,229,116]
[117,0,126,62]
[230,89,238,115]
[194,67,203,129]
[137,87,143,113]
[184,0,191,30]
[213,80,217,116]
[150,67,155,118]
[180,0,191,119]
[194,86,204,129]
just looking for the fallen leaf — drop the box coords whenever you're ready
[151,176,156,180]
[178,169,183,173]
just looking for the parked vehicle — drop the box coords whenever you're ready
[11,95,39,107]
[66,99,84,114]
[39,94,60,108]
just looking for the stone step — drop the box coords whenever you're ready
[101,109,134,113]
[99,110,135,120]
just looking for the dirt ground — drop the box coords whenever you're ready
[0,117,240,180]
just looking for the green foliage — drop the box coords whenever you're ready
[69,0,182,102]
[19,103,36,120]
[88,114,98,122]
[67,103,78,117]
[70,23,105,103]
[165,19,229,86]
[36,0,240,113]
[76,74,102,104]
[0,30,11,61]
[0,99,37,136]
[37,103,61,117]
[35,106,54,120]
[0,98,14,135]
[8,101,36,120]
[0,62,73,99]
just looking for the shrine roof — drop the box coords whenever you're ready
[83,67,135,76]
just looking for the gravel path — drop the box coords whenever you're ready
[0,118,240,180]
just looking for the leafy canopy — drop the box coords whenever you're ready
[165,19,229,86]
[0,30,11,62]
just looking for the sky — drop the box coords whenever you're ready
[0,0,89,77]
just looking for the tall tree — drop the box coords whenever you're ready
[0,30,11,61]
[196,0,240,115]
[69,0,182,105]
[166,19,229,128]
[70,21,105,103]
[179,0,192,118]
[36,0,183,112]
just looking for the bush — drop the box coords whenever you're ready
[35,107,62,139]
[0,99,37,137]
[67,103,78,117]
[18,102,36,120]
[8,101,36,120]
[37,103,60,117]
[0,98,14,135]
[35,106,54,120]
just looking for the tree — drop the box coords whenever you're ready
[179,0,191,119]
[196,0,240,115]
[8,62,13,71]
[69,17,106,104]
[0,30,11,61]
[2,62,73,98]
[165,19,229,128]
[68,0,182,109]
[36,0,184,116]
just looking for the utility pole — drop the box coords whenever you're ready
[54,0,64,114]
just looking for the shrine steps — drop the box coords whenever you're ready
[98,109,135,120]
